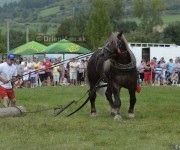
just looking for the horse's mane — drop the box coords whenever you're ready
[121,34,131,52]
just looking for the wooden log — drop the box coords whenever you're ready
[0,106,26,117]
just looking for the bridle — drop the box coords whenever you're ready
[103,39,128,59]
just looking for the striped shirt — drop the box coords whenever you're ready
[155,66,163,74]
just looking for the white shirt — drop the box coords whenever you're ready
[0,62,17,89]
[69,62,78,73]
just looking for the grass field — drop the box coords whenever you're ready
[0,85,179,150]
[39,6,60,18]
[162,14,180,24]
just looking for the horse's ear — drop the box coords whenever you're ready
[117,31,123,39]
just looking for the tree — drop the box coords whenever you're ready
[0,29,5,53]
[85,0,113,50]
[104,0,125,30]
[163,21,180,45]
[133,0,165,34]
[41,24,48,34]
[56,19,72,36]
[8,30,26,50]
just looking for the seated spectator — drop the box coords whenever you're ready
[171,71,179,85]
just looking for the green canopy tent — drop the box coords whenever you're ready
[8,41,47,55]
[38,39,91,59]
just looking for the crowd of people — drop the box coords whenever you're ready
[0,54,89,107]
[8,56,89,89]
[137,57,180,86]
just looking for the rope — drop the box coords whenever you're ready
[14,106,23,115]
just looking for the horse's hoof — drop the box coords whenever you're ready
[90,112,97,117]
[114,115,122,121]
[128,113,135,118]
[110,108,117,116]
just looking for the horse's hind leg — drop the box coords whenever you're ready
[105,87,114,113]
[128,88,136,118]
[89,87,97,117]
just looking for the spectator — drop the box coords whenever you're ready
[144,60,152,86]
[52,59,60,86]
[38,62,46,86]
[166,58,174,84]
[22,62,29,88]
[29,65,36,88]
[43,57,52,86]
[138,60,145,83]
[154,61,164,86]
[77,59,86,86]
[171,70,179,85]
[34,57,41,86]
[69,58,78,86]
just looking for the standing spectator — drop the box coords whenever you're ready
[0,54,17,107]
[69,58,78,86]
[154,61,164,86]
[144,60,152,86]
[22,62,29,88]
[43,57,52,86]
[138,60,145,83]
[33,57,41,86]
[77,59,86,86]
[52,59,60,86]
[159,58,166,85]
[21,57,27,66]
[14,60,23,88]
[150,59,156,85]
[84,59,88,85]
[166,58,174,84]
[66,60,70,85]
[15,60,23,77]
[29,65,36,88]
[38,62,46,86]
[166,58,174,74]
[173,58,180,84]
[27,57,33,69]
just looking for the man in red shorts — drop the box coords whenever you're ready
[0,54,17,107]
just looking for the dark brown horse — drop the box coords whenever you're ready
[87,31,138,120]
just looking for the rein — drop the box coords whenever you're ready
[66,74,106,117]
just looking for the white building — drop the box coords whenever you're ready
[129,42,180,65]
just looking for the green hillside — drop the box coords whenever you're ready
[0,0,180,35]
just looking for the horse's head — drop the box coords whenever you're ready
[103,31,127,60]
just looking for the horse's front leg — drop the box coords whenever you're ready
[128,88,136,118]
[112,86,122,121]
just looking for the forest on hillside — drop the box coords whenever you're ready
[0,0,180,22]
[0,0,180,53]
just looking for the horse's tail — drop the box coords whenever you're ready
[104,59,112,72]
[97,82,107,97]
